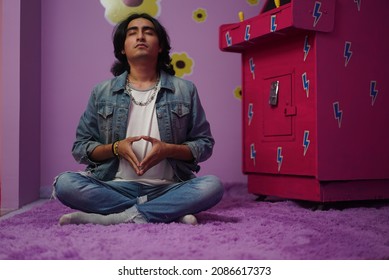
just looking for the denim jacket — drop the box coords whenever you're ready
[72,70,214,181]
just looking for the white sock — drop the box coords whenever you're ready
[59,206,147,226]
[177,214,198,225]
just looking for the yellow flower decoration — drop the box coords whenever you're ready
[246,0,259,5]
[171,52,194,78]
[234,86,242,100]
[100,0,161,25]
[192,8,207,23]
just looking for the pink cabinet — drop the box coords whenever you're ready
[220,0,389,201]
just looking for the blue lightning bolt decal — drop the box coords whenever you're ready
[250,143,256,166]
[354,0,361,11]
[303,131,310,156]
[249,58,255,79]
[270,15,277,32]
[225,32,232,47]
[312,2,322,28]
[344,41,353,67]
[370,80,378,106]
[248,103,254,125]
[277,147,283,172]
[245,25,251,41]
[333,102,343,128]
[302,72,310,98]
[303,35,311,61]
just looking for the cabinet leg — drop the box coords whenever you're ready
[255,195,267,202]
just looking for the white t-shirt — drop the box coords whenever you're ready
[115,82,175,185]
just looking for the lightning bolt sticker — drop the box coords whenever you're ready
[248,103,254,125]
[370,80,378,106]
[250,143,256,166]
[277,147,283,173]
[303,131,310,156]
[333,101,343,128]
[245,25,251,41]
[302,72,310,98]
[354,0,361,11]
[312,2,322,28]
[270,15,277,32]
[344,41,353,67]
[303,35,311,61]
[225,32,232,47]
[249,58,255,80]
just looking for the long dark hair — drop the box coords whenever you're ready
[110,13,175,76]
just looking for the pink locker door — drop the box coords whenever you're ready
[244,70,297,175]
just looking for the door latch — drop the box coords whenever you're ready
[269,81,279,106]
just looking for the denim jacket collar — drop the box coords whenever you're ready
[111,70,175,94]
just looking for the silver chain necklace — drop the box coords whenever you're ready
[125,76,160,106]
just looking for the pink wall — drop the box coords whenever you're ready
[40,0,263,189]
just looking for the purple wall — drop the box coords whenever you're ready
[0,0,2,208]
[40,0,263,189]
[20,0,41,205]
[1,0,41,209]
[1,0,22,210]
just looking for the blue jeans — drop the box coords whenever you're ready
[53,172,224,223]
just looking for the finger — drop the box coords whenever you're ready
[118,142,142,174]
[130,159,142,175]
[139,150,159,175]
[122,152,141,174]
[117,141,139,163]
[141,135,155,143]
[128,136,142,143]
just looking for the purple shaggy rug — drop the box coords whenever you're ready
[0,183,389,260]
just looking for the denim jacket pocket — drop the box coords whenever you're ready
[171,103,190,129]
[97,102,114,142]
